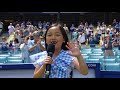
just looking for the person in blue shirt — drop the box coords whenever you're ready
[28,31,45,56]
[94,32,100,44]
[88,34,96,48]
[33,23,88,78]
[70,24,76,40]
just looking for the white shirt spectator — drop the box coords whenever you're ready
[0,22,3,34]
[8,23,15,35]
[85,28,90,35]
[97,26,102,34]
[63,26,69,33]
[78,33,86,44]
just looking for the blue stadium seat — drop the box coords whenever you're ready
[7,57,22,60]
[81,48,91,51]
[104,63,120,71]
[116,59,120,63]
[6,60,23,63]
[12,54,22,57]
[100,58,116,63]
[81,51,92,54]
[89,55,104,59]
[86,58,100,63]
[0,54,10,57]
[0,57,7,63]
[92,48,102,52]
[105,56,119,59]
[89,53,102,56]
[92,52,104,54]
[6,56,22,63]
[81,54,88,56]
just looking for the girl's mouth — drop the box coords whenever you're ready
[51,41,57,45]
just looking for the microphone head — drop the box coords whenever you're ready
[47,44,55,53]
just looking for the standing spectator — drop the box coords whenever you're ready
[63,24,69,34]
[70,24,76,40]
[77,32,86,46]
[104,35,114,57]
[28,31,45,56]
[0,21,3,35]
[88,34,96,48]
[20,36,30,63]
[94,32,100,44]
[8,23,15,36]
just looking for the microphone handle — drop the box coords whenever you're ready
[45,52,53,78]
[46,64,51,72]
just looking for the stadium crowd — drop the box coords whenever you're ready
[0,19,120,63]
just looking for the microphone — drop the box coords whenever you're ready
[45,43,55,78]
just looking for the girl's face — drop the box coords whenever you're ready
[46,26,65,50]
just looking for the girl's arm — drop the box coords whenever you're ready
[33,64,46,78]
[73,56,88,75]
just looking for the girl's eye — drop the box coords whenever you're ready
[47,34,52,36]
[56,34,61,36]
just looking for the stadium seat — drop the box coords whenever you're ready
[100,58,116,63]
[116,59,120,63]
[0,57,7,63]
[6,56,22,63]
[0,54,10,57]
[92,48,102,52]
[6,60,23,63]
[89,55,104,59]
[104,63,120,71]
[92,52,104,54]
[81,53,88,56]
[86,58,99,63]
[105,56,119,59]
[7,57,22,60]
[81,51,92,54]
[12,54,22,57]
[89,53,102,56]
[81,48,91,51]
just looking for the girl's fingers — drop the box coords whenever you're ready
[65,45,71,50]
[67,42,73,49]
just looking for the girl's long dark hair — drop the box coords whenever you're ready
[44,23,69,50]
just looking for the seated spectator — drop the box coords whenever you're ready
[0,37,9,53]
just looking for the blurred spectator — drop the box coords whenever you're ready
[0,37,9,53]
[63,24,69,34]
[28,31,45,56]
[0,21,3,35]
[70,24,76,39]
[8,23,15,36]
[12,38,20,54]
[94,32,100,44]
[88,34,96,48]
[104,35,114,57]
[20,36,30,63]
[77,31,86,45]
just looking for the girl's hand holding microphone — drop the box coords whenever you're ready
[43,56,53,65]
